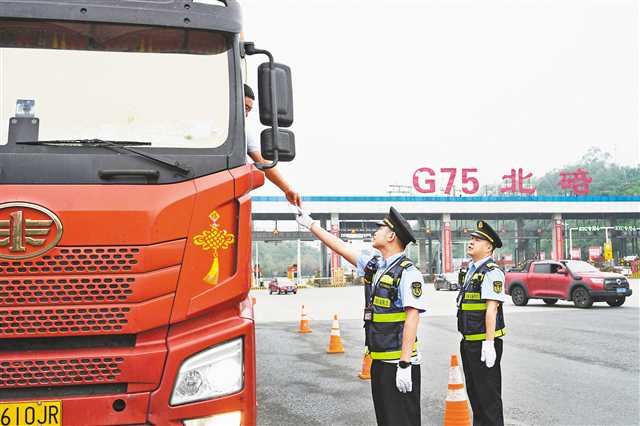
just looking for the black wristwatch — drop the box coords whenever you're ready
[398,360,410,369]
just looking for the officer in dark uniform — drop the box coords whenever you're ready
[457,220,506,426]
[295,206,426,426]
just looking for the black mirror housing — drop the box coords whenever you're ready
[260,128,295,162]
[258,62,293,127]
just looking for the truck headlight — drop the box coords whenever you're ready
[171,338,244,405]
[590,278,604,285]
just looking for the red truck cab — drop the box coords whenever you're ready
[0,1,295,424]
[505,260,632,308]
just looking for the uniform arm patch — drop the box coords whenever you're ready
[493,281,503,293]
[411,282,423,298]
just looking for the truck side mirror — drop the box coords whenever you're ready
[258,62,293,127]
[260,128,295,162]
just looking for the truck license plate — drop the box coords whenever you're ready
[616,288,626,294]
[0,401,61,425]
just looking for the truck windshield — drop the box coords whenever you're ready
[0,19,231,149]
[563,260,600,273]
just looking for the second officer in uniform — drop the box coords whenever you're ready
[457,220,506,426]
[295,206,426,426]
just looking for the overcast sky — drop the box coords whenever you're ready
[242,0,638,196]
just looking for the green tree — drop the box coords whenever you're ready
[254,241,321,278]
[534,147,640,196]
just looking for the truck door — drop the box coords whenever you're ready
[547,262,571,298]
[529,262,552,297]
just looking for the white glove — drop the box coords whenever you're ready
[396,364,412,393]
[481,340,497,368]
[294,206,316,230]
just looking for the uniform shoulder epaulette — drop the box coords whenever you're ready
[399,259,413,269]
[486,262,498,270]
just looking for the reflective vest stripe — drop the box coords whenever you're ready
[464,292,481,300]
[463,328,506,341]
[372,312,407,322]
[370,343,418,360]
[373,296,391,308]
[461,303,487,311]
[379,275,394,285]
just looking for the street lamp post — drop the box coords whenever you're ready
[254,241,260,285]
[297,238,302,286]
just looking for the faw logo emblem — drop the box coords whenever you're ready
[0,202,63,260]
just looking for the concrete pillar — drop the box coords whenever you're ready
[428,236,433,274]
[515,219,525,263]
[608,218,617,264]
[320,218,328,277]
[418,218,427,273]
[417,239,427,273]
[441,214,453,273]
[551,213,564,260]
[330,213,340,278]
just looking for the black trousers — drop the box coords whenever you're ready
[370,360,421,426]
[460,339,504,426]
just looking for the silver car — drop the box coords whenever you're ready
[434,272,460,291]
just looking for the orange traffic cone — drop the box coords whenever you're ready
[443,354,471,426]
[326,314,345,353]
[298,305,312,333]
[358,348,372,379]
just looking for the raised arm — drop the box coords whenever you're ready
[295,208,359,266]
[249,151,301,207]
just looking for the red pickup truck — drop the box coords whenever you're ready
[505,260,632,308]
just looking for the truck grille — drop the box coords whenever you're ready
[0,247,140,275]
[0,240,185,395]
[0,356,124,387]
[0,276,135,305]
[0,307,130,336]
[604,278,629,290]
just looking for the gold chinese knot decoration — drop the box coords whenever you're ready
[193,210,235,286]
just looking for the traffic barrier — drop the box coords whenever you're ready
[298,305,312,333]
[326,314,345,353]
[443,354,471,426]
[358,348,372,379]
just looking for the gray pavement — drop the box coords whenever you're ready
[254,281,640,426]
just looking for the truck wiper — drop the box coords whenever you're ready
[17,139,191,176]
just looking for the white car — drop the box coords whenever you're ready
[434,272,460,291]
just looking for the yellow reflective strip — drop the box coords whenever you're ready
[464,292,481,300]
[370,343,418,360]
[370,350,402,360]
[461,303,487,311]
[379,275,394,285]
[372,312,407,322]
[463,328,506,341]
[373,296,391,308]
